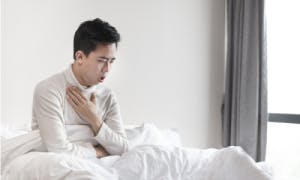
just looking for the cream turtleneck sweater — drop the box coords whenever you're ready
[31,65,128,158]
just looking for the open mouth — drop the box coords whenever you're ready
[98,76,106,82]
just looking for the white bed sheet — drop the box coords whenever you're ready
[3,145,273,180]
[1,123,273,180]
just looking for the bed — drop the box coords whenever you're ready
[1,123,273,180]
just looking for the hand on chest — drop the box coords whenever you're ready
[63,92,107,125]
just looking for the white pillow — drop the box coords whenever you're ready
[125,123,182,149]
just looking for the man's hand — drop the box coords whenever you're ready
[66,86,103,135]
[94,144,109,158]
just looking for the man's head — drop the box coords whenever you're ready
[73,18,120,86]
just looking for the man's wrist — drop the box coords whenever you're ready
[92,118,103,135]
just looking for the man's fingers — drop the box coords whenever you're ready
[67,87,85,104]
[68,93,79,105]
[90,93,96,104]
[67,94,78,108]
[67,86,96,106]
[72,87,87,101]
[71,87,95,105]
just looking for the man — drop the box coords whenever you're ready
[31,18,128,158]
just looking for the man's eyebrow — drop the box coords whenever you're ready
[97,56,116,60]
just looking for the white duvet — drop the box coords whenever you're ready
[1,124,273,180]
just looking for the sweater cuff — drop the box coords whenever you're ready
[94,123,110,145]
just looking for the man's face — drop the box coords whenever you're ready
[79,43,117,86]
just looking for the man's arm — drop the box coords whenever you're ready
[67,87,129,155]
[93,91,129,155]
[33,83,98,158]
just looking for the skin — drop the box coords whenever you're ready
[66,43,117,158]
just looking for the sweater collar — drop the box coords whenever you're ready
[64,64,97,93]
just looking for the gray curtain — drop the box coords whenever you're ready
[222,0,268,162]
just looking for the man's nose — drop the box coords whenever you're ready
[102,62,111,73]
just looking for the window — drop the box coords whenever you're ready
[266,0,300,179]
[267,0,300,116]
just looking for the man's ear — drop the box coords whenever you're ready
[75,51,85,65]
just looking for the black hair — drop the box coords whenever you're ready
[73,18,120,59]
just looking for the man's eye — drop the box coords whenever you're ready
[98,59,107,63]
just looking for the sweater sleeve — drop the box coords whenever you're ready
[94,91,129,155]
[33,83,96,158]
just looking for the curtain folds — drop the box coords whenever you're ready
[222,0,268,162]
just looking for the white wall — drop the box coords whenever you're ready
[1,0,225,148]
